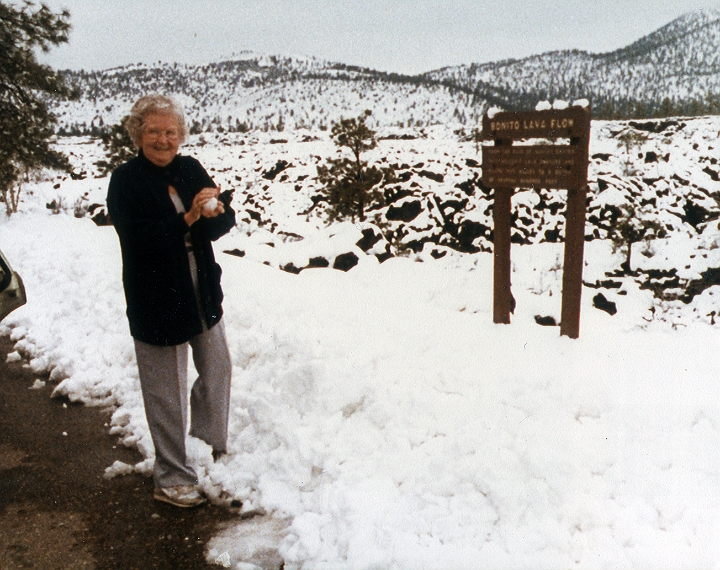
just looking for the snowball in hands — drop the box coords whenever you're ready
[203,197,218,213]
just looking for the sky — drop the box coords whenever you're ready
[35,0,718,75]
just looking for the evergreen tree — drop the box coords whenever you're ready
[0,1,73,215]
[616,129,647,176]
[470,127,482,154]
[95,116,136,176]
[316,110,393,223]
[609,203,666,273]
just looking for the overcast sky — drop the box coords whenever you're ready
[36,0,716,74]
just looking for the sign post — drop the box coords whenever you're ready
[493,186,513,324]
[481,106,591,338]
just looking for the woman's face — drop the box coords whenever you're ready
[141,113,181,167]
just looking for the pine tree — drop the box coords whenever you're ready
[0,1,73,215]
[616,129,647,176]
[609,203,666,273]
[95,116,136,176]
[316,110,393,223]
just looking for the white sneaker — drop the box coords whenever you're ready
[153,484,207,508]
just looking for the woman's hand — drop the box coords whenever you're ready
[184,186,225,226]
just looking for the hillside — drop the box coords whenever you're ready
[426,9,720,119]
[50,9,720,135]
[53,54,488,136]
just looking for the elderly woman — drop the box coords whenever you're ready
[107,94,235,507]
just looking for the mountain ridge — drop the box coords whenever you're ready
[52,9,720,135]
[425,8,720,118]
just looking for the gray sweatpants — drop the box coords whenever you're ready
[134,320,232,488]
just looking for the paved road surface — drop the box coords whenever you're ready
[0,334,251,569]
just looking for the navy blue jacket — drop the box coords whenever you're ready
[107,151,235,345]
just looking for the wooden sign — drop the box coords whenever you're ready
[481,106,591,338]
[481,107,590,191]
[482,108,590,141]
[482,145,584,190]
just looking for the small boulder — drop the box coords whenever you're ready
[262,160,290,180]
[223,249,245,258]
[281,263,302,274]
[89,204,111,226]
[356,228,383,252]
[534,315,558,326]
[307,256,329,268]
[593,293,617,315]
[386,200,423,222]
[418,170,444,183]
[333,252,359,272]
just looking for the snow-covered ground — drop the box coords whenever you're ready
[2,120,720,569]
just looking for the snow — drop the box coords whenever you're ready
[204,196,219,213]
[2,122,720,569]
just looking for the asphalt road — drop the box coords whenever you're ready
[0,334,246,570]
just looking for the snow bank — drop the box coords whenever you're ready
[2,123,720,568]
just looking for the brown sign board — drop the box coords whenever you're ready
[481,107,590,141]
[481,107,590,191]
[482,145,584,190]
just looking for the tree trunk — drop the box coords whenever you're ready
[623,241,633,273]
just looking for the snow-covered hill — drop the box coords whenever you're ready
[53,53,485,136]
[427,9,720,118]
[51,9,720,136]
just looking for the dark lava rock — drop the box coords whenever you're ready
[356,228,383,252]
[592,293,617,315]
[307,256,330,268]
[534,315,558,326]
[418,170,444,183]
[333,252,359,272]
[262,160,291,180]
[386,200,423,222]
